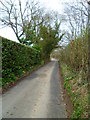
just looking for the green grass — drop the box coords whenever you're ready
[60,62,88,119]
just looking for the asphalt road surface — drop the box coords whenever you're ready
[2,61,66,118]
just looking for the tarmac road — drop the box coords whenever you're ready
[2,61,66,118]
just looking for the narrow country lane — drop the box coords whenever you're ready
[2,61,66,118]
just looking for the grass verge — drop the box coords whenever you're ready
[60,62,88,119]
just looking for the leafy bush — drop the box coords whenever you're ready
[59,28,88,85]
[2,37,42,87]
[59,27,88,118]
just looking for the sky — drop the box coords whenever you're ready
[0,0,87,43]
[0,0,65,43]
[38,0,63,13]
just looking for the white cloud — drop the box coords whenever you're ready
[0,27,19,43]
[39,0,63,14]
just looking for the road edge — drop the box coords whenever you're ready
[1,60,50,94]
[58,61,74,118]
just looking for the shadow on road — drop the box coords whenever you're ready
[47,61,66,118]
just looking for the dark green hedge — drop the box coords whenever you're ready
[2,37,41,87]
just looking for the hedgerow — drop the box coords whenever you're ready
[2,37,42,87]
[59,28,88,85]
[59,28,88,118]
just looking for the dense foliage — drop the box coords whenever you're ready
[39,23,64,59]
[60,63,88,118]
[2,37,42,87]
[59,28,88,85]
[59,28,88,118]
[1,19,64,88]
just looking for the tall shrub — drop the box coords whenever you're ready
[59,28,88,84]
[2,37,42,87]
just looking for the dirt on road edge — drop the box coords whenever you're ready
[58,62,74,118]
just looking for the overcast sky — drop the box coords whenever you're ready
[0,0,65,42]
[0,0,86,43]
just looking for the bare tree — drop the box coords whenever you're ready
[0,0,45,44]
[63,0,88,40]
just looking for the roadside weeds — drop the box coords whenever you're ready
[59,62,88,119]
[58,62,73,118]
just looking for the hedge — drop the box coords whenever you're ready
[2,37,42,87]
